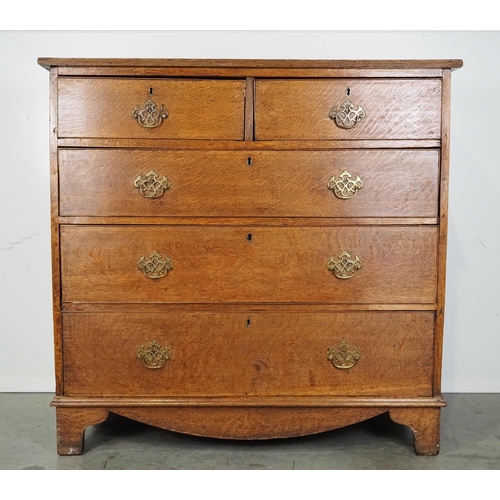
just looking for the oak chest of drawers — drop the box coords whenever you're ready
[38,58,462,455]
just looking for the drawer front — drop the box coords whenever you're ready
[58,78,245,139]
[59,149,439,218]
[255,79,441,140]
[60,226,437,304]
[63,311,434,397]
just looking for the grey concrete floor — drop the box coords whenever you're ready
[0,393,499,469]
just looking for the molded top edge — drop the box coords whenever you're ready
[37,57,464,71]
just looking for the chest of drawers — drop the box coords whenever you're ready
[38,58,462,455]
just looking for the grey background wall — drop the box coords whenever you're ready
[0,31,498,392]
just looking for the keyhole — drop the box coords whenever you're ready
[149,87,154,96]
[346,88,351,96]
[247,157,253,166]
[246,318,251,327]
[246,233,253,242]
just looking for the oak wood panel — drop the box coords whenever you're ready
[49,68,63,395]
[62,303,437,313]
[38,58,464,69]
[390,408,441,455]
[60,225,438,304]
[52,404,443,453]
[59,149,439,218]
[56,408,109,455]
[55,68,445,78]
[244,77,255,140]
[59,217,439,226]
[54,407,388,451]
[52,396,446,408]
[62,311,434,397]
[57,138,442,149]
[434,69,452,395]
[255,79,442,140]
[58,78,245,139]
[112,407,387,440]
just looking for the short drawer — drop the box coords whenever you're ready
[62,311,434,397]
[59,149,439,218]
[255,79,441,140]
[60,225,438,304]
[57,78,245,139]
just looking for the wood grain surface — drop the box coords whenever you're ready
[390,407,441,455]
[57,138,442,149]
[58,217,439,227]
[111,407,388,440]
[40,58,460,454]
[255,79,442,140]
[49,69,64,394]
[59,149,439,218]
[56,68,447,78]
[58,78,245,139]
[434,69,452,395]
[38,58,463,70]
[62,303,437,313]
[55,407,109,455]
[51,395,446,408]
[62,311,434,397]
[60,225,438,304]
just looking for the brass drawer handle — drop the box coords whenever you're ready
[132,99,168,128]
[327,171,363,199]
[137,251,173,279]
[327,341,361,369]
[329,100,366,129]
[327,251,362,279]
[137,341,172,369]
[134,169,171,198]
